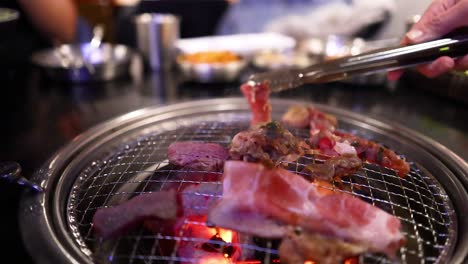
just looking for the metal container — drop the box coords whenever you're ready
[9,98,468,264]
[31,43,134,83]
[134,13,180,70]
[0,8,19,35]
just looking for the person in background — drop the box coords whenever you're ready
[0,0,79,67]
[216,0,395,40]
[388,0,468,80]
[17,0,77,44]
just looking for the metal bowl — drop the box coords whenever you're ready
[0,7,19,21]
[31,43,134,83]
[252,50,316,70]
[0,8,19,36]
[176,55,247,83]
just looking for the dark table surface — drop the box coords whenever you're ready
[1,59,467,263]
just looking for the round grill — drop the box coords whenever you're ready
[19,99,467,264]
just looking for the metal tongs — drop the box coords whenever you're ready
[249,30,468,92]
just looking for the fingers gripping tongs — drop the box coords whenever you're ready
[249,30,468,92]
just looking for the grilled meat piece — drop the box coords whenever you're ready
[312,131,410,177]
[302,154,362,181]
[281,105,310,128]
[337,131,411,177]
[229,121,310,166]
[93,189,179,239]
[283,105,410,177]
[279,227,365,264]
[241,81,272,125]
[208,161,405,258]
[168,142,229,171]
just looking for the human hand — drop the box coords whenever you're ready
[388,0,468,81]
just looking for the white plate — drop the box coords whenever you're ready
[175,33,296,57]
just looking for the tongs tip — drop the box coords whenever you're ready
[247,70,305,93]
[247,73,264,86]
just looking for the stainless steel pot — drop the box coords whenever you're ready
[6,98,467,264]
[31,43,135,82]
[0,8,19,35]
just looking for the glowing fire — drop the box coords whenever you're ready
[218,228,234,243]
[179,217,359,264]
[203,225,234,243]
[199,255,232,264]
[197,228,236,264]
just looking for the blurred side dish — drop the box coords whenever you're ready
[178,51,241,64]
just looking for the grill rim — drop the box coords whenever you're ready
[18,97,468,264]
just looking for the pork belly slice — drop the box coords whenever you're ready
[208,161,405,258]
[168,142,229,171]
[229,121,310,165]
[93,189,179,239]
[240,81,272,125]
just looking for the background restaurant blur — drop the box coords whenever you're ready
[0,0,467,264]
[4,0,462,101]
[0,0,432,63]
[72,0,427,46]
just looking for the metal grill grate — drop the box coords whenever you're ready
[67,113,456,264]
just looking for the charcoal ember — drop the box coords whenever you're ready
[175,215,242,264]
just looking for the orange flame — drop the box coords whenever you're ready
[218,228,234,243]
[199,255,232,264]
[202,226,234,244]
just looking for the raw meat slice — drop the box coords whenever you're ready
[240,81,272,125]
[93,189,179,239]
[208,161,405,258]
